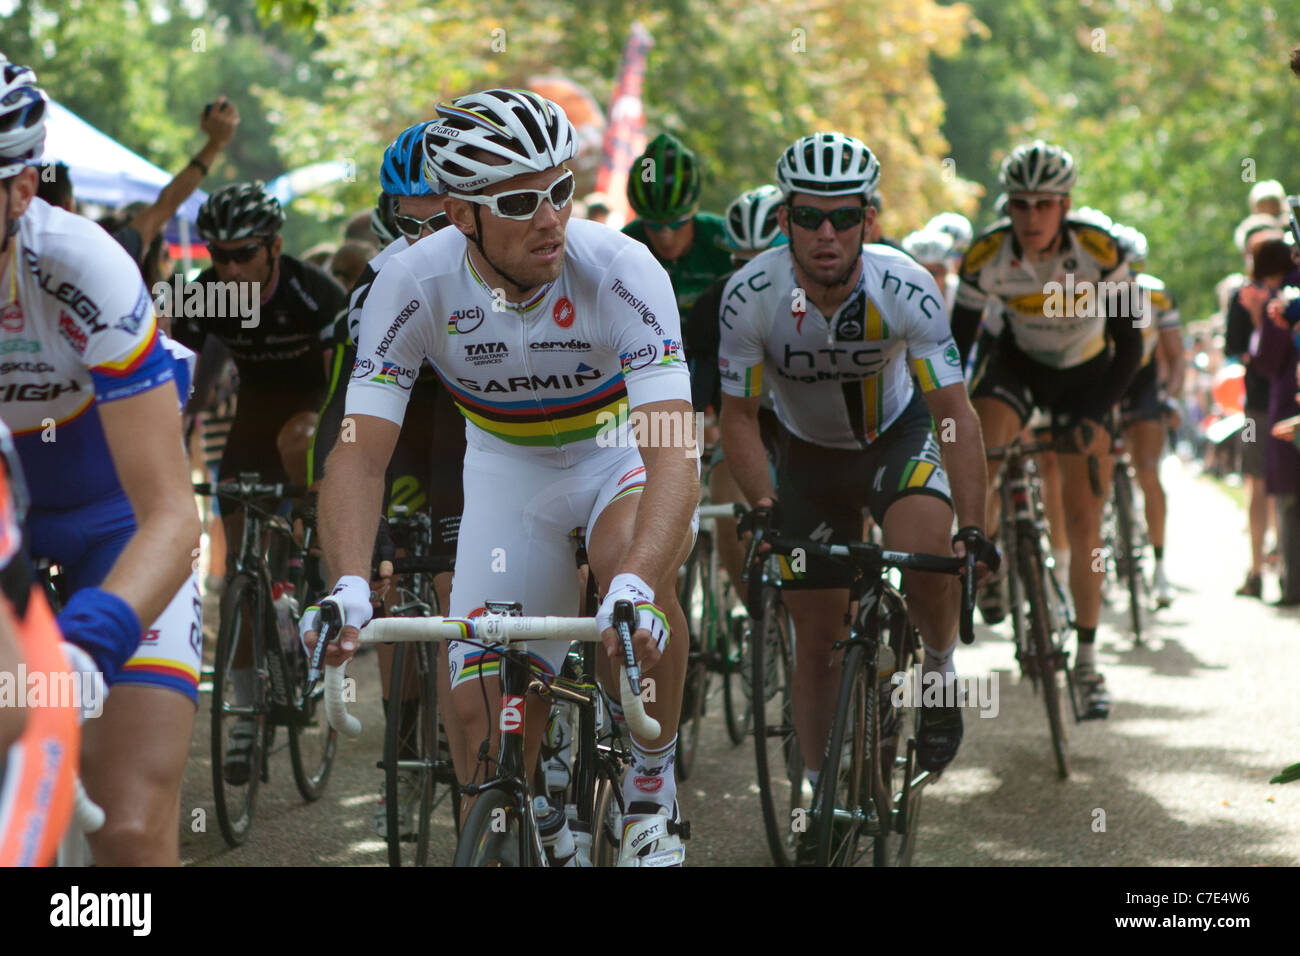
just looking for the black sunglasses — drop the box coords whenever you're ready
[209,239,269,264]
[789,204,866,232]
[394,211,450,238]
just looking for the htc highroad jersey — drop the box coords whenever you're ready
[953,218,1138,368]
[716,243,964,451]
[346,218,691,462]
[1136,273,1180,367]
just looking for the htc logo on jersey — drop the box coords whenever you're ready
[880,268,942,320]
[782,343,882,371]
[455,366,602,393]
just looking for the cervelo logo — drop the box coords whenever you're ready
[499,695,524,734]
[376,299,420,357]
[529,338,592,351]
[553,296,574,328]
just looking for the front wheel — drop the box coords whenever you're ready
[1020,539,1070,779]
[288,639,338,802]
[676,534,712,781]
[211,573,267,847]
[452,788,538,867]
[813,642,875,867]
[751,579,805,866]
[381,640,443,866]
[1113,467,1146,644]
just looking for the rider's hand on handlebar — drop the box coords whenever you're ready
[952,526,1000,588]
[1071,417,1111,456]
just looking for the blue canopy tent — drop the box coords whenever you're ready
[39,99,208,270]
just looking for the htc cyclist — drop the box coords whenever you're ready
[718,133,997,823]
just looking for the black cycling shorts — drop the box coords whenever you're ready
[1120,361,1163,425]
[773,389,952,590]
[219,387,325,484]
[970,336,1111,429]
[385,373,466,562]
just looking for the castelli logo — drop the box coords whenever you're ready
[553,296,574,328]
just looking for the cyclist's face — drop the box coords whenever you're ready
[1008,193,1068,255]
[447,166,571,298]
[642,210,696,261]
[209,234,280,286]
[0,167,37,236]
[395,194,447,240]
[923,262,947,287]
[781,192,869,289]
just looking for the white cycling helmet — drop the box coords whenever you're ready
[0,56,48,179]
[903,229,953,266]
[999,139,1077,195]
[1248,179,1286,209]
[1069,206,1113,231]
[723,184,785,252]
[1111,223,1148,264]
[776,132,880,198]
[925,212,972,253]
[423,89,577,194]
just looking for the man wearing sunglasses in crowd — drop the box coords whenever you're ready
[950,140,1145,719]
[623,132,734,318]
[309,89,700,866]
[172,182,347,579]
[719,135,998,856]
[303,122,466,838]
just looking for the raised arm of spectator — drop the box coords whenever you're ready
[126,98,240,248]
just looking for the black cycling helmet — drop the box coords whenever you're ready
[196,181,285,242]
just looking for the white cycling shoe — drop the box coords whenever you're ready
[617,801,690,867]
[1153,562,1173,609]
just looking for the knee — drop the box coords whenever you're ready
[91,805,175,866]
[276,414,316,459]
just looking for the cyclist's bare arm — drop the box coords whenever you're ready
[719,392,775,507]
[1157,326,1185,398]
[617,398,701,586]
[320,413,399,583]
[921,383,988,531]
[99,384,202,628]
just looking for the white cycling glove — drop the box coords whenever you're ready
[59,640,106,724]
[298,575,373,654]
[596,572,671,656]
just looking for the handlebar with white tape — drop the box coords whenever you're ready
[323,614,661,740]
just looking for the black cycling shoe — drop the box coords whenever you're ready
[977,574,1007,625]
[1074,664,1110,720]
[916,704,963,773]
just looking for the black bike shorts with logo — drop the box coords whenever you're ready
[970,335,1111,427]
[1119,360,1163,424]
[774,389,952,590]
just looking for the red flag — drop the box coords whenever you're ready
[595,22,653,227]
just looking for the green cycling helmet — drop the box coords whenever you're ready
[627,132,702,221]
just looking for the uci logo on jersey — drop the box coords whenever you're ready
[620,343,658,373]
[351,357,375,379]
[447,306,485,336]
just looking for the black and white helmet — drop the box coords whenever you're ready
[0,56,48,179]
[776,132,880,199]
[1112,223,1148,264]
[903,229,953,266]
[424,89,577,194]
[998,140,1077,194]
[196,181,285,241]
[925,212,973,254]
[724,184,785,252]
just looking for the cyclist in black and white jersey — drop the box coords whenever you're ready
[719,133,998,816]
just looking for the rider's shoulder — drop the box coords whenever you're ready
[1064,219,1123,271]
[724,245,789,294]
[960,222,1012,278]
[21,198,139,289]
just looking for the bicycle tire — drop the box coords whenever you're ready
[1113,466,1144,643]
[451,787,538,867]
[211,573,266,847]
[676,533,711,781]
[813,642,873,867]
[591,765,624,867]
[879,596,920,867]
[751,579,805,866]
[382,640,440,866]
[721,610,750,746]
[288,636,338,803]
[1020,539,1070,779]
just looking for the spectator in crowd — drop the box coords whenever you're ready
[583,191,612,225]
[1249,179,1287,218]
[35,97,239,296]
[328,239,375,290]
[1258,263,1300,607]
[1231,238,1294,597]
[301,242,337,268]
[342,208,372,243]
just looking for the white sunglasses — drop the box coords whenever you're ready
[458,170,575,221]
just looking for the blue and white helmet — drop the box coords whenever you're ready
[0,56,47,179]
[380,122,445,197]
